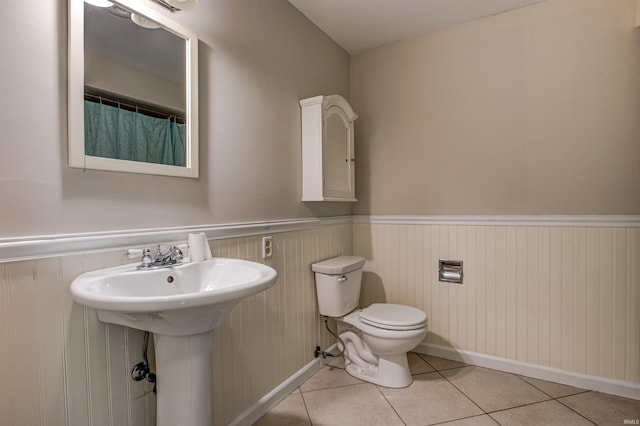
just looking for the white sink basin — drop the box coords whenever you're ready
[70,258,277,336]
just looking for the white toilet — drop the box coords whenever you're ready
[312,256,428,388]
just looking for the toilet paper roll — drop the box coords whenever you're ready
[188,233,212,262]
[439,270,462,283]
[441,271,460,280]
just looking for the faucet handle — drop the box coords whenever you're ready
[171,246,184,261]
[140,248,153,267]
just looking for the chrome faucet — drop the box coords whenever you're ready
[137,245,183,269]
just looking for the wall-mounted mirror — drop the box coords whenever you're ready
[68,0,199,178]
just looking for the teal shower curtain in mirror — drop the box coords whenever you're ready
[84,100,186,167]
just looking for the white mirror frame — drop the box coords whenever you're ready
[68,0,199,178]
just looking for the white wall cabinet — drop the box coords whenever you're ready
[300,95,358,202]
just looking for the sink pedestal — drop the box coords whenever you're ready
[70,258,278,425]
[154,332,213,426]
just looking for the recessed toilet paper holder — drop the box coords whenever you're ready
[439,260,463,284]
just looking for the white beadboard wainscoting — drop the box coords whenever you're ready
[1,214,639,426]
[0,219,352,426]
[353,216,640,399]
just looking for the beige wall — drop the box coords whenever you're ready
[85,52,185,113]
[2,3,639,425]
[351,0,640,215]
[0,0,350,239]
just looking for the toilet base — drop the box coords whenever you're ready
[345,353,413,388]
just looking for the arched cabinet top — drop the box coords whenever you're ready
[299,94,358,123]
[299,94,358,202]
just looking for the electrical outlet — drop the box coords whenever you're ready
[262,236,273,259]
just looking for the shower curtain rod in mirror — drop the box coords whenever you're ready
[84,91,185,124]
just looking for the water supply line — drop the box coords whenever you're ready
[131,331,157,393]
[315,317,346,358]
[314,316,378,373]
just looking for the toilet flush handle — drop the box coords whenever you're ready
[338,275,348,282]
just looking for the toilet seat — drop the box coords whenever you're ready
[342,309,427,340]
[360,303,427,331]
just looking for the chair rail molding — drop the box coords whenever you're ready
[0,216,353,263]
[353,215,640,228]
[2,215,638,263]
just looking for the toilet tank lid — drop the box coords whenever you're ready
[312,256,366,274]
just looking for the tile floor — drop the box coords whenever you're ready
[254,353,640,426]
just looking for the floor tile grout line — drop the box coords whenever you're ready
[433,368,490,416]
[487,397,598,426]
[413,354,495,417]
[487,399,578,416]
[436,364,602,417]
[554,390,591,398]
[408,367,504,425]
[300,383,361,394]
[300,380,367,394]
[415,353,438,371]
[554,395,599,425]
[511,374,598,424]
[373,385,408,426]
[481,397,561,415]
[515,374,591,401]
[430,367,593,423]
[513,374,557,400]
[298,387,315,426]
[436,361,615,426]
[429,413,499,426]
[415,353,469,372]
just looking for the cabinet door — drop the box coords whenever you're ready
[322,107,354,198]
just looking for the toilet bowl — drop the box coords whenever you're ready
[339,303,427,387]
[312,256,428,388]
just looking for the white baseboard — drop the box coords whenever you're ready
[228,354,325,425]
[415,343,640,401]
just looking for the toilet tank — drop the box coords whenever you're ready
[312,256,366,317]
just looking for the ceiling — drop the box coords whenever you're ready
[84,3,185,84]
[288,0,545,54]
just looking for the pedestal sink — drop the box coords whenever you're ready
[70,258,277,426]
